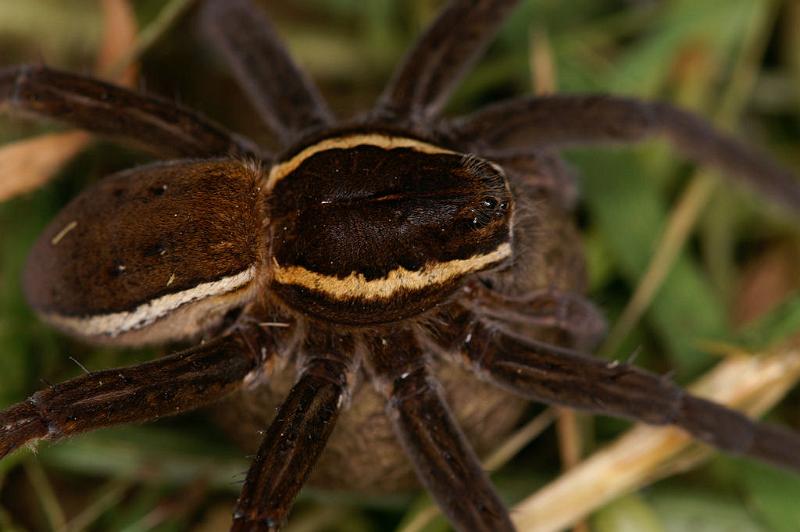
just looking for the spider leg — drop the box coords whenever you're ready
[232,330,354,532]
[365,328,515,532]
[201,0,333,145]
[374,0,521,125]
[469,283,607,350]
[0,331,268,459]
[447,95,800,212]
[456,318,800,473]
[489,149,581,210]
[0,65,262,159]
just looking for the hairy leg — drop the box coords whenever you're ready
[447,95,800,212]
[232,330,354,532]
[375,0,521,125]
[488,149,580,210]
[0,65,261,159]
[201,0,333,145]
[0,331,267,459]
[469,283,607,350]
[456,319,800,473]
[365,327,514,532]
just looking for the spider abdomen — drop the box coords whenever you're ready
[23,159,264,345]
[266,133,513,324]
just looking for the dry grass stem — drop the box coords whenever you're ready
[105,0,196,80]
[0,0,138,203]
[97,0,139,84]
[599,173,716,357]
[0,132,91,201]
[598,0,779,358]
[529,27,556,95]
[484,408,556,472]
[62,479,132,532]
[23,458,67,531]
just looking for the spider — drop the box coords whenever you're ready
[1,0,800,530]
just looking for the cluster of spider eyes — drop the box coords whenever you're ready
[481,196,507,210]
[469,196,508,228]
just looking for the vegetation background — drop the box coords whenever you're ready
[1,0,800,530]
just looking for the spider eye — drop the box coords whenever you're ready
[266,134,513,325]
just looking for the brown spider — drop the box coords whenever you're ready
[2,0,800,530]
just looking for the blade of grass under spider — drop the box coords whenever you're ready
[598,173,717,358]
[36,421,410,515]
[573,0,770,375]
[723,458,800,532]
[37,426,250,492]
[645,483,769,532]
[737,293,800,349]
[0,507,22,532]
[789,2,800,96]
[0,192,62,406]
[23,457,67,532]
[283,506,349,532]
[598,0,780,359]
[117,476,210,531]
[105,0,196,80]
[512,341,800,532]
[62,478,133,532]
[592,494,664,532]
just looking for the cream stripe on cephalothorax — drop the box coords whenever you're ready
[265,133,456,191]
[272,243,512,301]
[44,266,258,338]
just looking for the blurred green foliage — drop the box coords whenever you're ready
[1,0,800,530]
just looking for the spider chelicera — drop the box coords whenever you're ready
[1,0,800,530]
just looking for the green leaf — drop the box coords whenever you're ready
[738,292,800,349]
[593,494,665,532]
[648,486,767,532]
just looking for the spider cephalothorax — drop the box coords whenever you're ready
[267,132,513,324]
[2,1,800,531]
